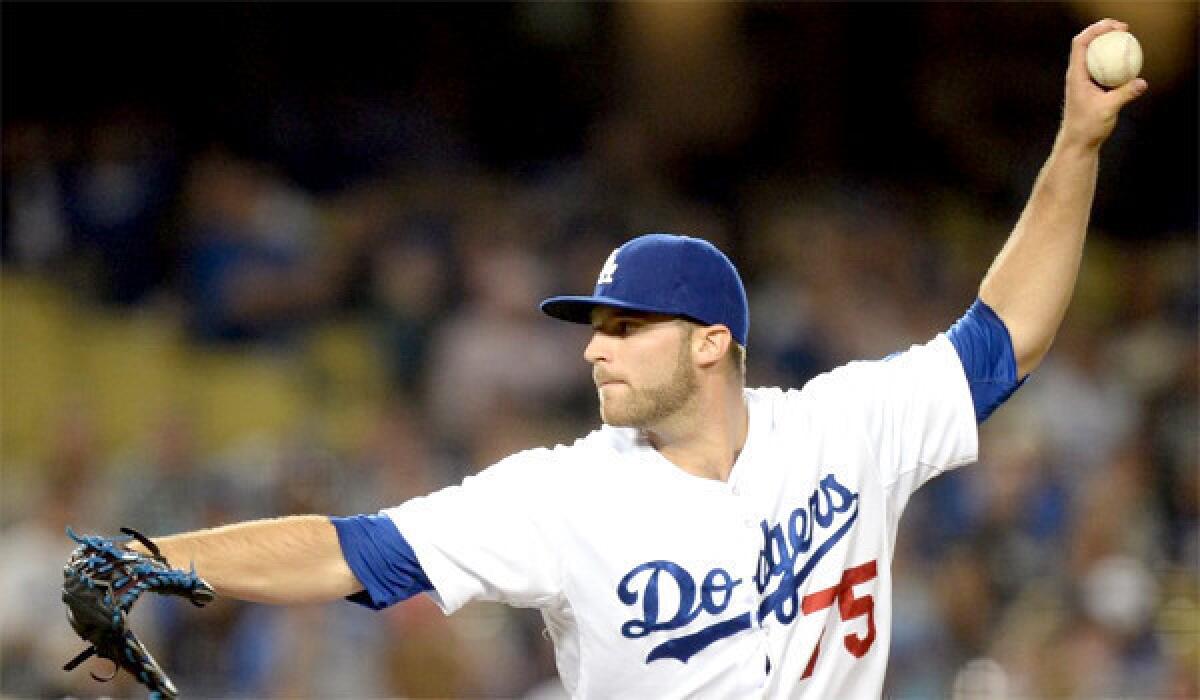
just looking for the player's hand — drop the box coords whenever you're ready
[1059,18,1148,151]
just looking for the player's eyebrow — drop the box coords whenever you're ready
[592,315,639,331]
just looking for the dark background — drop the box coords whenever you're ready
[5,3,1196,231]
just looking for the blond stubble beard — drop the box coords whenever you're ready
[598,334,699,428]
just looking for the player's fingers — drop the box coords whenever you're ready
[1106,77,1149,109]
[1074,18,1127,47]
[1069,18,1127,70]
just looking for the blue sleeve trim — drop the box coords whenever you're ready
[331,514,433,610]
[946,298,1027,424]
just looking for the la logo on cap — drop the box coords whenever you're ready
[597,249,619,285]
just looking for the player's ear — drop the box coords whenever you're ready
[692,324,732,370]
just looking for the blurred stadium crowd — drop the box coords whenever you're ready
[2,3,1196,699]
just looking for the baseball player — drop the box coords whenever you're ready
[67,20,1144,698]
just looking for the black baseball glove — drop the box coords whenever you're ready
[62,526,215,699]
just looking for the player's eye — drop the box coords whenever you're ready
[615,318,647,336]
[593,316,644,336]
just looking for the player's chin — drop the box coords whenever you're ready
[598,398,635,427]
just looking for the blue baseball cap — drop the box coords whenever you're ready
[540,233,749,346]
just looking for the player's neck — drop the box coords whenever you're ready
[644,384,748,482]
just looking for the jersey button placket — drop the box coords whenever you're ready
[729,481,755,527]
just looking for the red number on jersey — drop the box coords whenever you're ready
[799,559,878,679]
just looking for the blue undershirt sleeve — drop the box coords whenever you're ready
[946,298,1027,424]
[330,514,433,610]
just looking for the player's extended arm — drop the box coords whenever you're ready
[978,19,1146,378]
[135,515,363,605]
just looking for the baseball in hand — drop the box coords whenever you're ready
[1086,30,1143,88]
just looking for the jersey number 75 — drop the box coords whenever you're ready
[800,559,878,679]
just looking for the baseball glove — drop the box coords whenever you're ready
[61,526,215,699]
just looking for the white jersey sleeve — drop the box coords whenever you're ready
[382,447,564,614]
[804,333,977,519]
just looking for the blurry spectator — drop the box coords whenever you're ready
[1020,324,1141,475]
[425,241,581,446]
[1,121,71,270]
[1144,346,1199,566]
[970,413,1069,599]
[1068,444,1166,577]
[180,149,363,344]
[358,400,455,503]
[887,544,954,697]
[370,211,457,396]
[744,201,843,386]
[107,410,238,535]
[0,485,89,698]
[35,400,109,532]
[1079,555,1164,689]
[62,110,177,306]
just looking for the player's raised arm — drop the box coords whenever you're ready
[977,19,1146,378]
[136,515,364,604]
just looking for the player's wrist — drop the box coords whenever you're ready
[1052,125,1106,157]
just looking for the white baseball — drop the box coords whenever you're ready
[1086,30,1143,88]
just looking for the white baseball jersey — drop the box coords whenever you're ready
[384,332,977,698]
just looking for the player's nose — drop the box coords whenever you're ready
[584,331,610,365]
